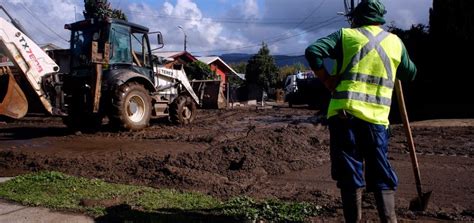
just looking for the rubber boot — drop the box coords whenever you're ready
[374,190,397,223]
[340,188,362,223]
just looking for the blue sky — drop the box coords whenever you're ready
[1,0,432,56]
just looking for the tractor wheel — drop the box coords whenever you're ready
[109,82,152,131]
[169,95,197,125]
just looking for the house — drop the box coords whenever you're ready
[39,43,62,52]
[153,52,246,108]
[153,51,197,69]
[196,56,241,83]
[153,51,243,83]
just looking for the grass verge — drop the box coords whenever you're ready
[0,171,323,222]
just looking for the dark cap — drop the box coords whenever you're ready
[350,0,387,26]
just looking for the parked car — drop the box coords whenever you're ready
[284,71,330,112]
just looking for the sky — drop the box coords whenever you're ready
[0,0,433,56]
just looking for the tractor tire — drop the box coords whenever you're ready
[169,95,197,125]
[109,82,152,131]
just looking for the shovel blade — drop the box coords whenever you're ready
[409,191,432,212]
[0,71,28,119]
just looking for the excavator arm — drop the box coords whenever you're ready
[0,17,59,118]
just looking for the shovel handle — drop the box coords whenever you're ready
[394,79,424,198]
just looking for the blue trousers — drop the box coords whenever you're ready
[328,115,398,191]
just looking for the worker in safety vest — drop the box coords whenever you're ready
[305,0,416,222]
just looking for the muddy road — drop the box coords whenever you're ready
[1,107,473,221]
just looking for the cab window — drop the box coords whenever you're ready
[109,23,132,64]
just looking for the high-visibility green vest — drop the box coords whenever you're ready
[327,25,403,126]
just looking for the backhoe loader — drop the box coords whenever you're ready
[0,16,199,130]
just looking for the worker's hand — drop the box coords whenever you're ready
[313,67,340,92]
[324,76,340,92]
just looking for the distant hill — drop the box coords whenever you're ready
[220,53,309,67]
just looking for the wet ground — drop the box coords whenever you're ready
[0,106,473,222]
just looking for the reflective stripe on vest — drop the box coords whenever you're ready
[332,91,392,107]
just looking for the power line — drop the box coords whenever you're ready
[268,16,346,42]
[259,0,326,51]
[290,0,327,30]
[21,3,69,42]
[263,16,341,45]
[191,17,343,54]
[126,8,333,25]
[190,16,344,55]
[1,4,59,44]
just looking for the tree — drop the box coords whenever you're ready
[427,0,473,116]
[228,62,246,87]
[230,62,246,74]
[385,0,474,119]
[84,0,127,21]
[388,24,430,80]
[245,43,278,90]
[278,63,307,88]
[184,61,215,80]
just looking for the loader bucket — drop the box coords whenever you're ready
[0,67,28,119]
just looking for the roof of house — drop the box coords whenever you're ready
[153,51,197,62]
[196,56,239,76]
[39,43,62,51]
[152,52,244,80]
[235,73,246,80]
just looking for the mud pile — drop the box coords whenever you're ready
[0,109,330,198]
[1,108,473,221]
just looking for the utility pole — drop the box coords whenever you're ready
[177,25,187,51]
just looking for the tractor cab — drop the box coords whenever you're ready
[65,18,157,81]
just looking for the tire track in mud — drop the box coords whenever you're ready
[0,109,330,198]
[389,125,474,158]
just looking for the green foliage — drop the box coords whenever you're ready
[384,0,474,119]
[222,196,323,222]
[84,0,127,21]
[228,62,246,87]
[388,24,430,78]
[227,74,244,88]
[230,62,247,74]
[245,43,279,90]
[277,63,307,88]
[223,196,259,220]
[428,0,473,82]
[429,0,474,42]
[0,172,324,221]
[184,60,215,80]
[0,171,219,216]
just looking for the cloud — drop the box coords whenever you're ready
[2,0,82,47]
[126,0,241,54]
[0,0,433,55]
[241,0,259,19]
[384,0,432,29]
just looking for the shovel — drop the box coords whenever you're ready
[394,79,432,211]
